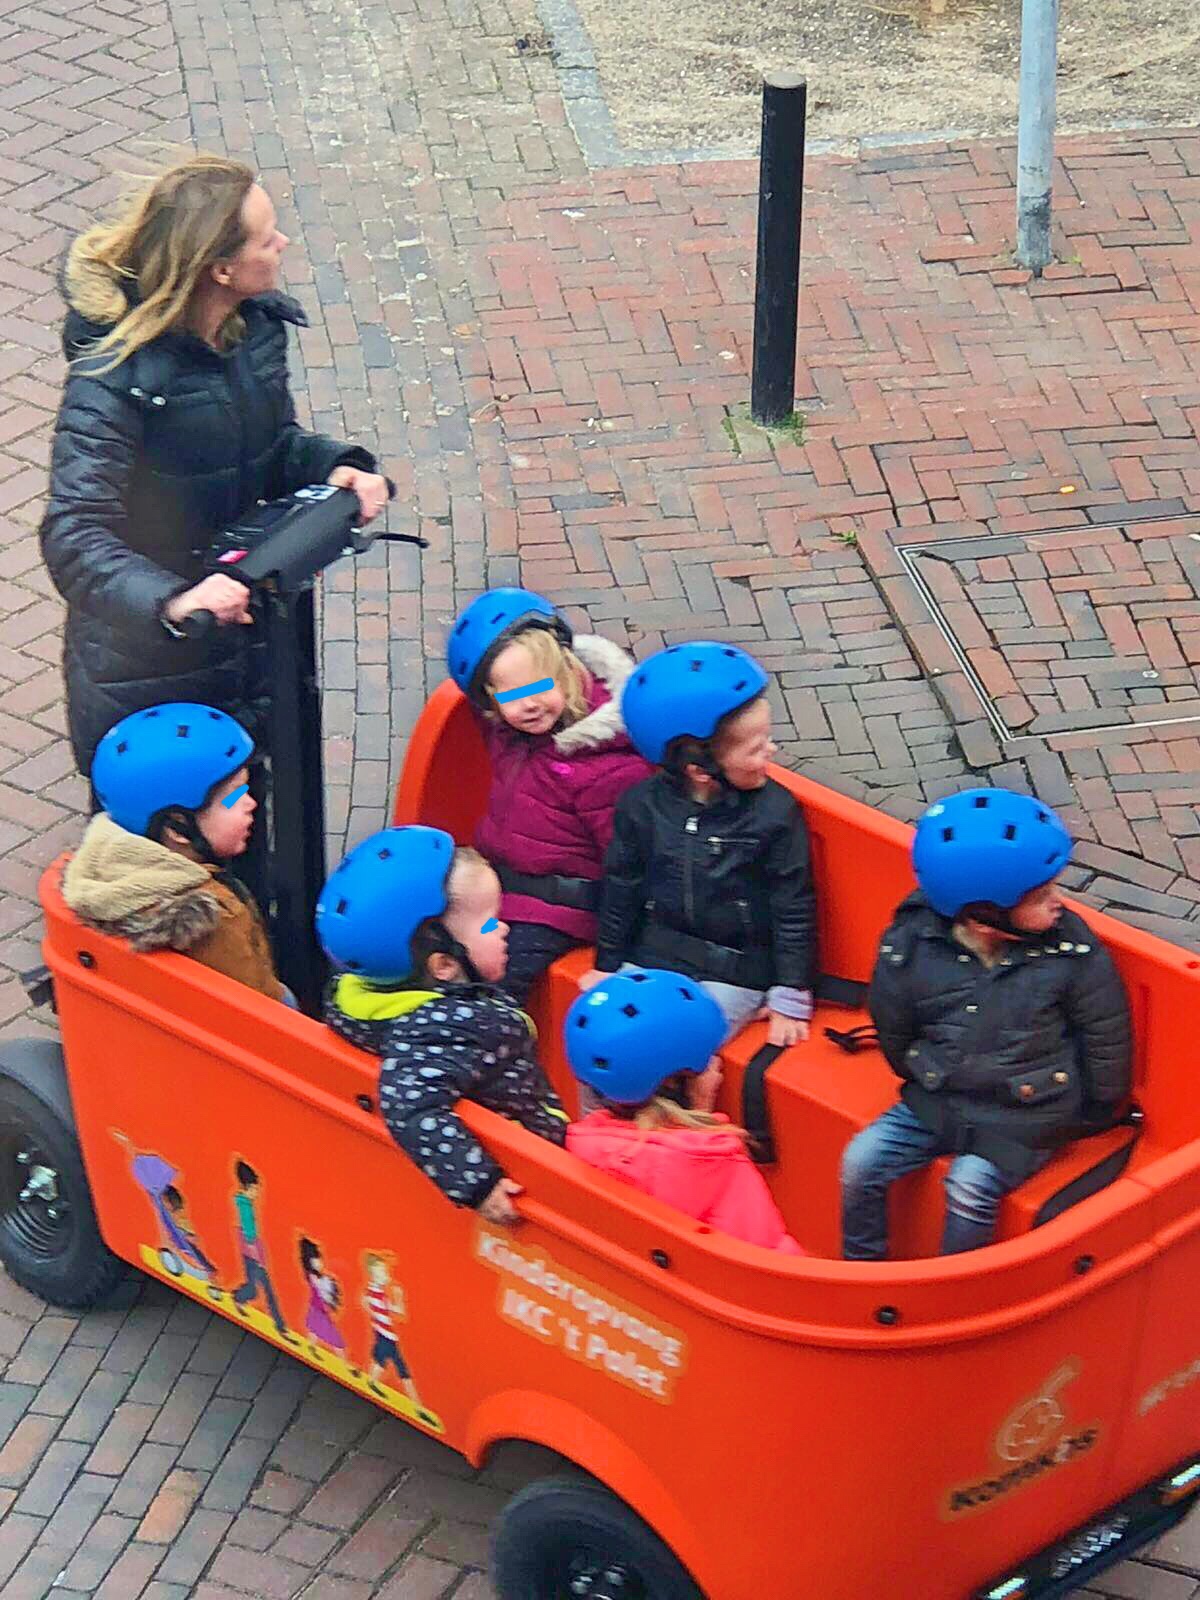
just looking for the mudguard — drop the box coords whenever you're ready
[0,1036,76,1132]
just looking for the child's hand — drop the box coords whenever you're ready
[479,1178,524,1226]
[767,1012,809,1048]
[577,968,608,992]
[688,1058,723,1113]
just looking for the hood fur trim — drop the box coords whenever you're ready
[63,814,222,953]
[61,236,128,326]
[554,634,637,756]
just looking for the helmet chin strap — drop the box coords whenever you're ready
[159,807,257,907]
[428,922,485,987]
[671,739,730,795]
[961,902,1055,943]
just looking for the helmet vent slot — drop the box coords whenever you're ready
[621,1003,638,1018]
[941,826,954,842]
[377,847,392,860]
[1003,824,1017,841]
[972,794,989,807]
[335,898,348,916]
[176,724,190,738]
[593,1056,610,1070]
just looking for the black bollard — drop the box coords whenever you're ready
[750,72,808,427]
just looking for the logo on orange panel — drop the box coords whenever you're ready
[942,1360,1101,1518]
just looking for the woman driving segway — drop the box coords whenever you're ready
[38,153,391,901]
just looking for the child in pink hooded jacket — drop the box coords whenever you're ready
[447,589,652,1007]
[564,968,804,1254]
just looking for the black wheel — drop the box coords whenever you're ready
[0,1078,125,1309]
[492,1476,704,1600]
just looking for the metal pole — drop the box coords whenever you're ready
[264,585,328,1014]
[1015,0,1058,275]
[750,71,807,426]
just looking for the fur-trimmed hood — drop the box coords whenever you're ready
[553,633,637,756]
[62,813,285,1000]
[62,813,221,953]
[58,234,309,363]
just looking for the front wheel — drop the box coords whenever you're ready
[0,1078,125,1308]
[492,1476,703,1600]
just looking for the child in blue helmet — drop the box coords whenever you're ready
[447,588,651,1008]
[62,703,288,1002]
[582,642,818,1108]
[841,788,1132,1260]
[318,826,567,1226]
[565,970,804,1253]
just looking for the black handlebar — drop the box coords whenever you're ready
[177,608,219,641]
[168,485,430,648]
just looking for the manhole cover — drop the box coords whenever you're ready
[895,518,1200,741]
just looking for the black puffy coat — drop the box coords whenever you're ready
[39,271,376,774]
[595,772,818,993]
[869,894,1132,1179]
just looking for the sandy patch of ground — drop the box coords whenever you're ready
[566,0,1200,152]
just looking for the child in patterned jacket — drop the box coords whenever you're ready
[319,826,567,1227]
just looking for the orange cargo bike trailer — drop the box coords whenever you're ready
[0,519,1196,1599]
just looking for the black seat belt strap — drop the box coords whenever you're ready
[742,1043,784,1165]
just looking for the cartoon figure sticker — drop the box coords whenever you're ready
[476,1225,687,1403]
[361,1251,438,1424]
[112,1131,444,1434]
[941,1359,1101,1518]
[230,1158,296,1343]
[114,1131,224,1302]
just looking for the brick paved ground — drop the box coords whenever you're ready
[0,0,1199,1593]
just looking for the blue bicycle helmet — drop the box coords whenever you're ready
[565,968,727,1105]
[912,788,1072,920]
[91,703,255,838]
[315,825,456,984]
[446,588,572,697]
[621,643,770,765]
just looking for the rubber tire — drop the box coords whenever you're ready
[492,1475,704,1600]
[0,1078,126,1309]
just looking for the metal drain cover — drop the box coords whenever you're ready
[894,517,1200,742]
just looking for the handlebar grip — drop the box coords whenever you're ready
[177,608,217,641]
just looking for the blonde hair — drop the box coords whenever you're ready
[68,154,256,373]
[485,627,591,727]
[627,1097,751,1141]
[446,845,490,901]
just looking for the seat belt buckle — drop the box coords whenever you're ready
[823,1024,879,1056]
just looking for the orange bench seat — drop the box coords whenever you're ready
[535,948,1148,1260]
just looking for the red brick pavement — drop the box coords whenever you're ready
[0,0,1199,1591]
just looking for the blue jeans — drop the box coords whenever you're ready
[841,1101,1048,1260]
[232,1255,286,1332]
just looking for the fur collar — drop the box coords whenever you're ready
[554,634,637,756]
[62,814,222,953]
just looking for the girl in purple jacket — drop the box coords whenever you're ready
[447,589,653,1006]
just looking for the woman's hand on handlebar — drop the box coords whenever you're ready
[164,574,254,628]
[326,465,390,526]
